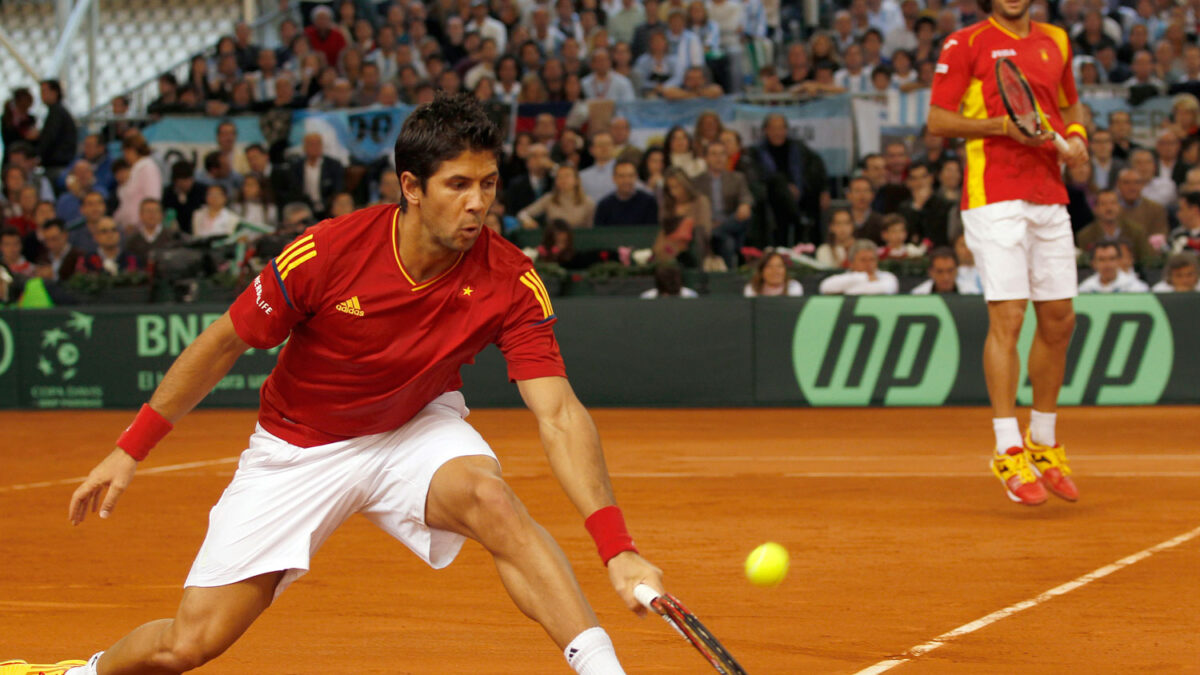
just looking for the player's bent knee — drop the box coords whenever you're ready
[466,475,533,551]
[150,636,218,673]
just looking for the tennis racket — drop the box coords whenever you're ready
[994,57,1070,154]
[634,584,748,675]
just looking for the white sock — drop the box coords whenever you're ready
[564,626,625,675]
[64,652,101,675]
[993,417,1022,453]
[1029,409,1057,447]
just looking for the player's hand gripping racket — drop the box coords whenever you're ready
[995,57,1070,154]
[634,584,748,675]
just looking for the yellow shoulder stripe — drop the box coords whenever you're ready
[277,234,314,262]
[281,250,317,280]
[520,270,554,319]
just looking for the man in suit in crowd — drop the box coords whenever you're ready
[1115,167,1169,236]
[288,133,345,219]
[504,143,553,215]
[692,141,754,269]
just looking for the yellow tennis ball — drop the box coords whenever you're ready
[744,542,789,587]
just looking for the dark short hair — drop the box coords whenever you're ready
[140,197,161,209]
[41,218,66,234]
[881,213,906,229]
[914,16,936,32]
[171,161,195,181]
[204,150,222,172]
[392,92,502,211]
[978,0,992,14]
[0,226,22,240]
[1092,239,1121,258]
[1181,191,1200,209]
[7,141,35,158]
[928,246,957,265]
[612,158,638,175]
[40,79,63,98]
[245,143,267,155]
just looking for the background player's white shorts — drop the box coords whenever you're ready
[184,391,496,599]
[961,200,1078,302]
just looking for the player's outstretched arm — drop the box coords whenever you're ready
[517,375,665,614]
[68,312,251,525]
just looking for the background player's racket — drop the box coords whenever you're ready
[994,57,1070,154]
[634,584,748,675]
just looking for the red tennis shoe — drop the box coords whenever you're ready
[990,446,1047,506]
[1025,430,1079,502]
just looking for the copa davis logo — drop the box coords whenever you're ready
[791,296,959,406]
[30,311,104,407]
[1017,295,1173,405]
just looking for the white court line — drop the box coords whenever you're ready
[6,462,1198,493]
[782,472,1200,478]
[0,457,239,493]
[681,455,1200,462]
[853,524,1200,675]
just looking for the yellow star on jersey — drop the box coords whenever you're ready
[461,286,474,296]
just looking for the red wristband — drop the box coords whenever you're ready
[584,505,638,565]
[116,404,174,461]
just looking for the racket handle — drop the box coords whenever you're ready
[1053,132,1070,154]
[634,583,661,609]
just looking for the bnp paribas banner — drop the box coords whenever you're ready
[12,308,282,409]
[755,294,1197,406]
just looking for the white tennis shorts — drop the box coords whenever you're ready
[184,391,497,599]
[960,199,1078,302]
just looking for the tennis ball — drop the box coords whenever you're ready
[744,542,789,587]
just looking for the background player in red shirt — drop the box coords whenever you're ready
[57,94,663,675]
[927,0,1089,506]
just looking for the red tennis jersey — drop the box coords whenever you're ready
[930,18,1079,210]
[228,204,565,447]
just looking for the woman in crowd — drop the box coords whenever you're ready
[633,30,679,98]
[639,146,667,201]
[494,55,523,105]
[654,166,712,265]
[192,184,239,239]
[518,72,549,103]
[114,134,162,228]
[612,41,639,91]
[537,219,615,269]
[816,208,855,268]
[517,164,596,230]
[744,251,804,296]
[231,174,278,229]
[665,125,706,177]
[185,55,221,102]
[1064,160,1097,232]
[339,47,365,90]
[937,158,962,205]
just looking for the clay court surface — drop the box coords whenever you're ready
[2,406,1198,673]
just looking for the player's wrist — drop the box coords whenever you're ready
[585,505,639,565]
[116,403,174,462]
[1065,123,1088,147]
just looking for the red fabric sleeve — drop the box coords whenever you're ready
[498,267,567,382]
[930,32,972,111]
[228,233,323,349]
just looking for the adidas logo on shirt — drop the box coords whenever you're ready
[336,296,365,317]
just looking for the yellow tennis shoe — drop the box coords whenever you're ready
[991,446,1047,506]
[0,661,87,674]
[1025,430,1079,502]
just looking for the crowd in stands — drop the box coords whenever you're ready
[3,0,1200,305]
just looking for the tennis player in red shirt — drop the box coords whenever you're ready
[928,0,1089,506]
[50,94,663,675]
